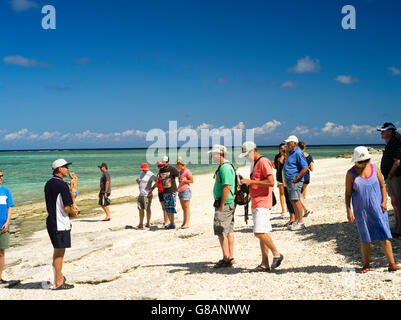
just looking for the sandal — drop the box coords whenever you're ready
[53,283,74,290]
[360,266,370,273]
[388,264,401,272]
[252,264,271,272]
[303,210,312,217]
[213,258,234,268]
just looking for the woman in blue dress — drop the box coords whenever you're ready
[345,146,400,273]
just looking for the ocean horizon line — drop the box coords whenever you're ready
[0,143,386,152]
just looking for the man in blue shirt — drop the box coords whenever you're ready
[0,170,15,285]
[283,136,309,231]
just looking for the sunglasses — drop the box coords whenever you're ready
[0,175,3,178]
[357,159,369,164]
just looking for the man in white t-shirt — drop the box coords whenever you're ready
[136,163,157,229]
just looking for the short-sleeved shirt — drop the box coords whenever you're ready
[178,168,193,192]
[303,154,314,182]
[213,162,235,205]
[138,170,156,196]
[381,136,401,179]
[44,176,74,232]
[159,166,180,194]
[0,186,14,228]
[250,157,273,209]
[273,154,285,183]
[100,171,111,194]
[283,147,309,181]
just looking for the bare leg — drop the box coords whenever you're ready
[138,209,144,228]
[160,201,169,226]
[180,199,191,228]
[291,200,304,224]
[101,205,110,220]
[227,232,234,260]
[218,234,233,260]
[53,248,66,288]
[300,184,309,214]
[0,249,4,280]
[255,233,280,268]
[278,184,286,214]
[360,242,370,269]
[146,209,151,227]
[380,240,396,265]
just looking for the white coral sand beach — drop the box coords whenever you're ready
[1,155,400,300]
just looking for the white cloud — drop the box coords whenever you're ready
[280,81,298,88]
[3,55,37,67]
[289,56,320,73]
[321,122,345,135]
[335,75,359,84]
[253,120,281,135]
[388,66,401,75]
[3,55,54,68]
[291,126,310,135]
[10,0,37,12]
[321,122,376,136]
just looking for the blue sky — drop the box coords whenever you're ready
[0,0,400,149]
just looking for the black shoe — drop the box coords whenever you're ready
[271,254,284,269]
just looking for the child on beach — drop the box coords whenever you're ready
[345,146,400,273]
[69,171,80,214]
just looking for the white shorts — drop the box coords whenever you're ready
[252,208,272,234]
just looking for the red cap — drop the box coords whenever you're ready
[157,161,163,167]
[140,163,149,171]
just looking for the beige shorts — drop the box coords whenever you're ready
[386,176,401,198]
[214,205,235,236]
[137,195,153,210]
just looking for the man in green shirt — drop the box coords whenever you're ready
[209,144,236,268]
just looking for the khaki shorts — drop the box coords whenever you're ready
[386,176,401,198]
[0,231,10,250]
[214,205,235,236]
[137,195,153,210]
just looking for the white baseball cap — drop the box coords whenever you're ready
[208,144,228,154]
[284,135,299,143]
[351,146,372,163]
[239,141,257,158]
[161,156,169,164]
[52,159,72,170]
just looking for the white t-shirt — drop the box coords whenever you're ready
[138,170,156,196]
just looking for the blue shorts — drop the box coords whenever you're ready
[163,193,177,214]
[285,180,303,201]
[178,189,192,200]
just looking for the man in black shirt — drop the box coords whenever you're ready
[98,163,111,221]
[378,122,401,236]
[44,159,78,290]
[159,156,179,229]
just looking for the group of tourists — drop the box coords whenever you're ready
[1,122,401,289]
[134,155,193,230]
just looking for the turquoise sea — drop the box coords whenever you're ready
[0,145,384,205]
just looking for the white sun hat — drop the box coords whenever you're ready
[208,144,228,154]
[351,146,372,163]
[284,135,299,143]
[239,141,257,158]
[52,159,72,170]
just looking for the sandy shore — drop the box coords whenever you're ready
[1,155,401,300]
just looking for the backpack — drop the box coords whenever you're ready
[215,162,250,206]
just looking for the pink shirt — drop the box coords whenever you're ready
[250,157,273,209]
[178,168,192,192]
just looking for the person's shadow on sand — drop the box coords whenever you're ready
[295,214,401,269]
